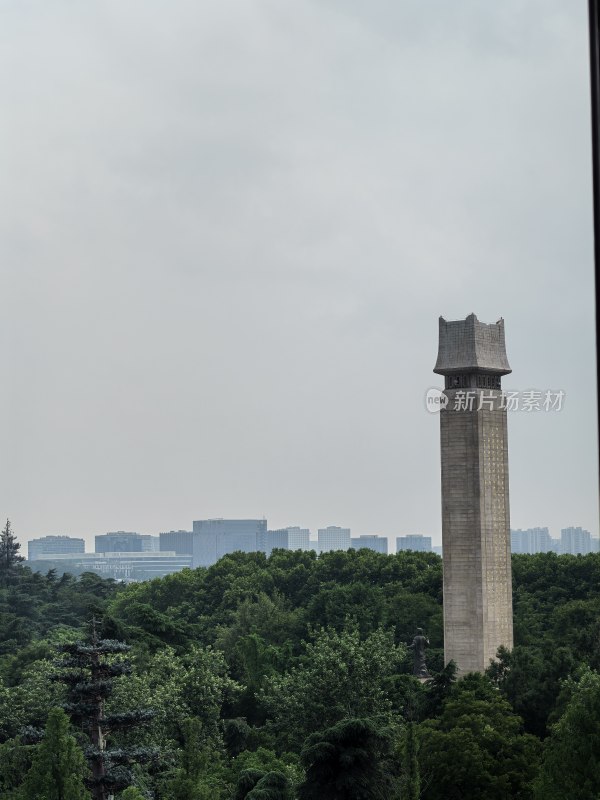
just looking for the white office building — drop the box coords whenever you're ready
[192,519,267,567]
[350,535,388,554]
[286,527,311,551]
[28,535,85,561]
[396,534,432,553]
[318,526,351,553]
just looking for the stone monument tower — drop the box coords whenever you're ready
[434,314,514,673]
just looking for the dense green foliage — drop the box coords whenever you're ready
[20,707,90,800]
[298,718,396,800]
[0,547,599,797]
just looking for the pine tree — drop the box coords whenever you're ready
[20,707,90,800]
[298,718,396,800]
[0,519,24,584]
[55,622,158,800]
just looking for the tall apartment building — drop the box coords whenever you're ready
[396,534,432,553]
[317,526,351,553]
[192,519,267,567]
[159,530,194,555]
[264,527,311,557]
[28,535,85,561]
[510,527,555,554]
[285,527,311,551]
[350,535,388,554]
[561,527,592,555]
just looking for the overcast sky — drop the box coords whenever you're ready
[1,0,598,551]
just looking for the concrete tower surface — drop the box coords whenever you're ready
[434,314,514,673]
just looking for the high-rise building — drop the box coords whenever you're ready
[192,519,267,567]
[264,527,311,557]
[350,535,388,554]
[159,530,194,555]
[510,527,556,554]
[434,314,514,673]
[139,535,160,552]
[95,532,145,553]
[317,526,351,553]
[265,529,288,557]
[396,534,432,553]
[285,527,311,551]
[561,527,592,555]
[28,535,85,561]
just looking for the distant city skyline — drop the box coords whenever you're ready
[25,519,598,559]
[18,517,600,554]
[24,516,600,584]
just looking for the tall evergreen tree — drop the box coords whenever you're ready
[55,623,158,800]
[20,707,90,800]
[0,519,24,584]
[298,718,396,800]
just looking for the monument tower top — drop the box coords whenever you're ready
[434,314,511,377]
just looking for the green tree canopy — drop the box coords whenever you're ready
[262,625,405,750]
[298,717,397,800]
[20,707,90,800]
[535,668,600,800]
[418,674,540,800]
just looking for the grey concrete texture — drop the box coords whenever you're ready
[434,314,512,376]
[436,314,514,675]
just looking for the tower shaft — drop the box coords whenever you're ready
[440,391,513,672]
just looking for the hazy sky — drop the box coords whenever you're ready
[1,1,598,551]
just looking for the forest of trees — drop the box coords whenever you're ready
[1,520,600,798]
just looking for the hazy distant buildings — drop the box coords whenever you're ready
[511,527,554,554]
[350,535,388,554]
[561,526,592,555]
[26,551,191,581]
[159,530,194,555]
[95,532,145,553]
[265,527,310,556]
[285,527,311,551]
[265,529,288,556]
[28,535,85,561]
[140,535,160,551]
[510,526,598,555]
[396,535,432,553]
[318,526,351,553]
[192,519,267,567]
